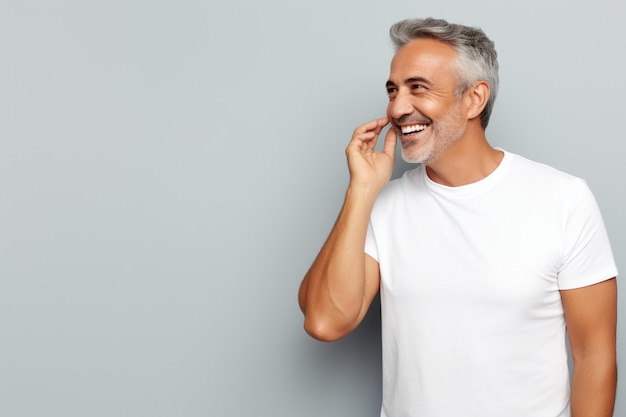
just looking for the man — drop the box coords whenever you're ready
[298,17,618,417]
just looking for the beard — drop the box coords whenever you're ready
[398,99,466,164]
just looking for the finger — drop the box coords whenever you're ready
[353,117,389,137]
[351,118,389,151]
[382,125,398,158]
[352,132,378,153]
[350,130,376,144]
[371,117,390,137]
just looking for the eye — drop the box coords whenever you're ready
[411,84,424,90]
[386,87,397,100]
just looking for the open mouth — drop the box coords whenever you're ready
[401,124,429,136]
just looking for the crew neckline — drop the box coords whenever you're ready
[421,149,512,197]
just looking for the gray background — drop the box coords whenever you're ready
[1,1,624,416]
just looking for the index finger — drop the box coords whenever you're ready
[354,117,389,136]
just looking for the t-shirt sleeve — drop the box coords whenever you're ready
[558,178,618,289]
[365,220,379,262]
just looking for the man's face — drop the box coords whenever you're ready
[386,38,469,164]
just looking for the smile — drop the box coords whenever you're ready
[401,124,428,135]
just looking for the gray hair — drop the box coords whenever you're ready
[389,18,499,129]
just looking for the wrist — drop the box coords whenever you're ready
[346,183,381,205]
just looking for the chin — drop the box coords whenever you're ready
[400,142,433,164]
[401,153,426,164]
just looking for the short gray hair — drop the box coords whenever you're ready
[389,18,499,129]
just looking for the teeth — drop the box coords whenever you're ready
[401,124,427,134]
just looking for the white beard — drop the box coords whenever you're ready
[399,99,466,164]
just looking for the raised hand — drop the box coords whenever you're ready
[299,117,394,341]
[345,117,397,192]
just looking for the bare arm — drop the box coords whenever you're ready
[561,277,617,417]
[298,118,397,342]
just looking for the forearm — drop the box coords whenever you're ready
[299,186,379,341]
[570,351,617,417]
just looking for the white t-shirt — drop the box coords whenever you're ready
[365,151,617,417]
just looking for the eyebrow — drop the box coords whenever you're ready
[385,76,432,88]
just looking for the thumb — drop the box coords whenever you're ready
[382,125,398,159]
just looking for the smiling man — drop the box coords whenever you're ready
[298,18,617,417]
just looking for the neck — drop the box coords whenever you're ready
[425,131,503,187]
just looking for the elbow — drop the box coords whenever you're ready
[303,314,352,342]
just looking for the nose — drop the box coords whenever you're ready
[387,90,415,121]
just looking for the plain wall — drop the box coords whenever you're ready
[1,1,624,416]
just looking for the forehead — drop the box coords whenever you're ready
[389,38,458,83]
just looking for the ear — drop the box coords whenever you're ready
[464,80,490,121]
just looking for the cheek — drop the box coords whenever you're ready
[418,99,441,116]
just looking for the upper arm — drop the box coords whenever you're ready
[561,277,617,360]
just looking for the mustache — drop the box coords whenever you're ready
[393,113,432,126]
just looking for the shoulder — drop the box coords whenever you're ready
[506,152,578,183]
[379,165,424,198]
[373,165,425,206]
[503,151,586,198]
[369,165,425,219]
[503,151,602,228]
